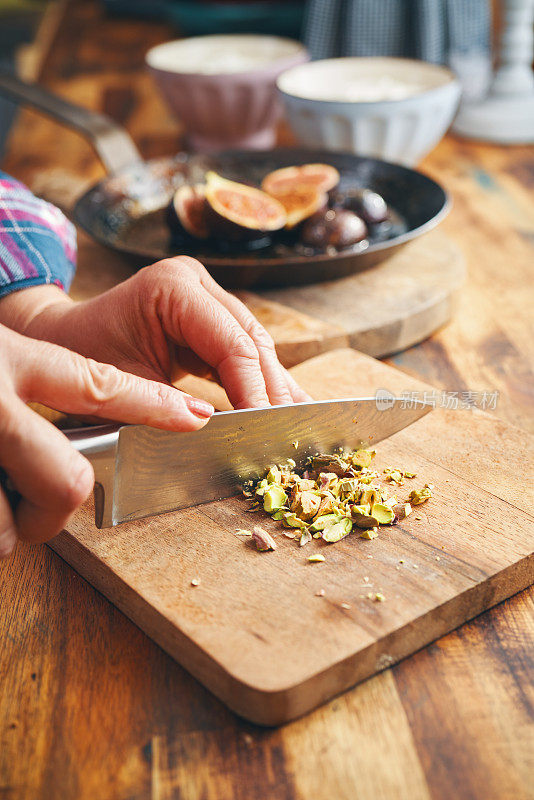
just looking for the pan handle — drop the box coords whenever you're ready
[0,73,143,175]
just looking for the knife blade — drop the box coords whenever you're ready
[64,396,430,528]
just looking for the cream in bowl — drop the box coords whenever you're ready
[146,35,309,151]
[277,57,461,165]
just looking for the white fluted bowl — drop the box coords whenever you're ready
[277,57,461,166]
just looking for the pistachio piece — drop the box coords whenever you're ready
[392,502,412,519]
[408,484,433,505]
[307,554,325,563]
[370,503,395,525]
[282,512,307,529]
[235,529,252,536]
[263,485,288,514]
[290,490,321,521]
[321,517,353,543]
[299,530,312,547]
[311,454,349,476]
[252,526,277,551]
[384,468,404,485]
[360,528,379,540]
[351,505,379,528]
[309,513,341,533]
[292,440,299,449]
[360,488,380,508]
[270,509,287,521]
[266,466,281,484]
[351,449,375,469]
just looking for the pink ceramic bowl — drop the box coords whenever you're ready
[146,34,309,151]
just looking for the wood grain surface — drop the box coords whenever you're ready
[1,1,533,798]
[49,348,534,726]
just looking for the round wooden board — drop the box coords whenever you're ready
[254,230,466,362]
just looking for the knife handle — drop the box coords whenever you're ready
[0,424,120,525]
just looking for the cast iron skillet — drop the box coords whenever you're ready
[0,74,449,289]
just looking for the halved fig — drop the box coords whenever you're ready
[271,185,327,229]
[301,208,367,250]
[205,171,286,241]
[171,184,210,239]
[262,163,340,197]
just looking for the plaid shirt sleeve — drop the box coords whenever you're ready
[0,170,76,299]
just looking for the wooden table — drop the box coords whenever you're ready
[1,3,533,798]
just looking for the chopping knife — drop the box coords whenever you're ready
[1,398,431,528]
[64,397,432,527]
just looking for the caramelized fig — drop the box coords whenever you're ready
[170,183,210,239]
[205,171,286,242]
[301,208,367,250]
[262,163,340,197]
[269,185,327,229]
[340,188,389,224]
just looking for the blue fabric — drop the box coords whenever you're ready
[0,170,76,299]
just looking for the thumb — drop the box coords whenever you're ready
[8,329,214,431]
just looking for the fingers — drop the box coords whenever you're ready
[0,488,17,558]
[283,367,313,403]
[8,329,213,431]
[1,396,95,544]
[149,269,271,408]
[148,257,311,408]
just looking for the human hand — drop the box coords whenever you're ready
[3,257,309,410]
[0,322,214,558]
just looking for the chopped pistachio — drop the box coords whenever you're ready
[360,488,380,508]
[315,588,325,597]
[292,440,299,449]
[311,454,349,476]
[252,526,277,551]
[340,602,351,610]
[392,502,412,520]
[290,490,321,521]
[235,529,252,537]
[263,485,288,514]
[408,484,433,505]
[370,503,395,525]
[351,506,379,528]
[374,592,386,602]
[282,512,307,529]
[360,527,379,540]
[309,513,342,533]
[270,509,287,521]
[307,554,325,563]
[282,531,297,539]
[322,517,352,543]
[384,468,404,485]
[191,578,200,587]
[351,449,375,469]
[266,466,281,484]
[299,530,312,547]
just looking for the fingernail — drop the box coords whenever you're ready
[184,396,214,419]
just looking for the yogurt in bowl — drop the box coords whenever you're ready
[277,57,461,165]
[146,35,309,151]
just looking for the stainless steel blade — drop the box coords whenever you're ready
[94,397,430,528]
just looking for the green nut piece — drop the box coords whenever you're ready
[351,505,379,528]
[299,530,312,547]
[360,488,380,508]
[307,554,325,563]
[370,503,395,525]
[408,484,433,505]
[266,466,281,484]
[321,517,353,543]
[263,485,288,514]
[351,449,375,469]
[392,502,412,519]
[282,512,308,529]
[360,527,379,540]
[309,513,341,533]
[290,490,321,521]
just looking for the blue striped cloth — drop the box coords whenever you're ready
[303,0,491,77]
[0,170,76,298]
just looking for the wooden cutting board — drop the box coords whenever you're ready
[51,349,534,726]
